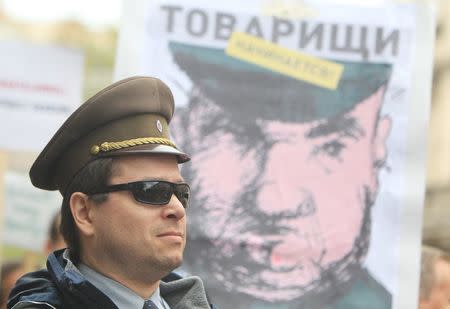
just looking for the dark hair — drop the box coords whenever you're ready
[60,157,115,262]
[48,211,61,244]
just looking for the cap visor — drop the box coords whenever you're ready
[101,144,190,163]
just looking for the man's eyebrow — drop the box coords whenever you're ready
[305,116,365,139]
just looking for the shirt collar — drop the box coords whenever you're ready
[78,263,169,309]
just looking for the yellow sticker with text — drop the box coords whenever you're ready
[226,32,343,90]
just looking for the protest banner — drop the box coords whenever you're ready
[0,41,83,266]
[0,41,83,152]
[3,172,61,252]
[116,1,435,308]
[0,153,6,269]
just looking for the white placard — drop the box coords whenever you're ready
[3,171,61,251]
[0,41,83,152]
[115,1,435,308]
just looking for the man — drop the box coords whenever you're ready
[43,211,67,256]
[169,42,392,308]
[419,246,450,309]
[1,261,25,309]
[8,77,215,309]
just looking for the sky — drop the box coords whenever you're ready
[2,0,428,30]
[2,0,122,29]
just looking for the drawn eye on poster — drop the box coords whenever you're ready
[115,1,435,308]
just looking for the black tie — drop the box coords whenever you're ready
[143,299,159,309]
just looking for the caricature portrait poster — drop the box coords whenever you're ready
[115,1,435,308]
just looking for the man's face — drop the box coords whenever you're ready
[183,86,391,301]
[0,266,25,307]
[89,154,187,281]
[421,259,450,309]
[44,234,66,256]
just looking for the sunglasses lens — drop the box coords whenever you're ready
[175,184,190,208]
[133,182,172,204]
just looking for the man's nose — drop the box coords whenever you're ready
[162,194,186,220]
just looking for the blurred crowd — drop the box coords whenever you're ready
[0,211,66,308]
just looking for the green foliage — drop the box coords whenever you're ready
[2,245,46,265]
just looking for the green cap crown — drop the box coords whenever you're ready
[169,41,392,123]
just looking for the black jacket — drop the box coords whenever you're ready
[8,250,216,309]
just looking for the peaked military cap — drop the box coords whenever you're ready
[30,76,189,194]
[169,42,392,123]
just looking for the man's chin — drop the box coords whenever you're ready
[152,253,184,274]
[168,255,184,269]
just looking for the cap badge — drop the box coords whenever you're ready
[156,120,163,133]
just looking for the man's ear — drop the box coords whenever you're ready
[70,192,95,237]
[373,115,392,168]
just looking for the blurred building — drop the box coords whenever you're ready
[423,0,450,250]
[0,8,117,175]
[0,9,117,99]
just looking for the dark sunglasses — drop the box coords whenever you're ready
[87,180,190,208]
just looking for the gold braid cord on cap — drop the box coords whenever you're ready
[90,137,177,155]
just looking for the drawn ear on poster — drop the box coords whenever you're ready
[374,114,392,170]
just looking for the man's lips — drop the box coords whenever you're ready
[157,231,184,238]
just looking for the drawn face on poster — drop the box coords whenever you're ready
[170,43,393,306]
